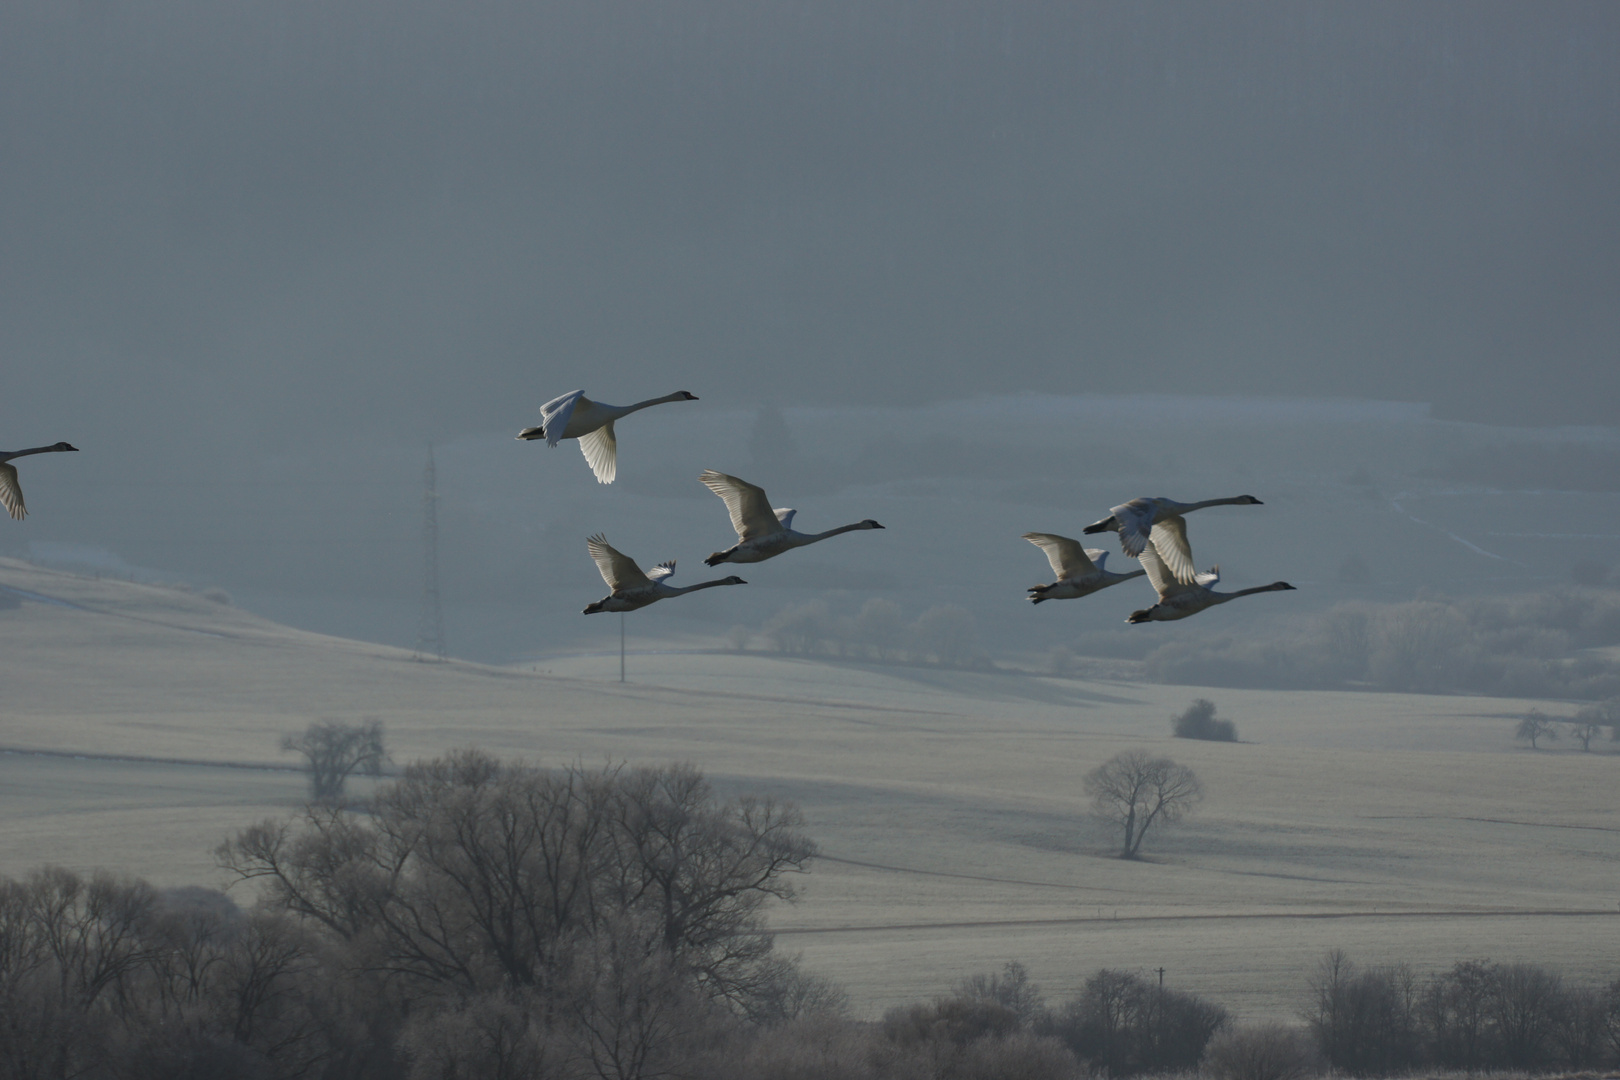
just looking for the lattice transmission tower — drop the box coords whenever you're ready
[414,445,447,661]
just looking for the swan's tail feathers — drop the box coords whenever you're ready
[516,426,546,441]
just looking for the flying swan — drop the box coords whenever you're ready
[699,470,884,566]
[1022,532,1146,604]
[582,533,746,614]
[1083,495,1262,584]
[517,390,699,484]
[1126,523,1294,624]
[0,442,79,521]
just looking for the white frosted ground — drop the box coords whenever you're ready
[2,557,1616,1021]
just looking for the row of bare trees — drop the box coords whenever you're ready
[752,598,988,668]
[1516,703,1620,751]
[1307,950,1620,1075]
[1143,588,1620,700]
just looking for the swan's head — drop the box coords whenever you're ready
[55,443,79,452]
[723,576,747,585]
[861,520,885,529]
[677,391,699,401]
[1238,495,1262,505]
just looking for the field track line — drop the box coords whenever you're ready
[818,855,1134,894]
[773,907,1620,937]
[0,746,303,772]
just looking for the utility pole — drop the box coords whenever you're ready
[414,445,447,662]
[619,612,626,682]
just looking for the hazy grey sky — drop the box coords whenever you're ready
[4,0,1616,449]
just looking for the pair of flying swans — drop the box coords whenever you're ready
[1065,492,1292,622]
[1,442,79,521]
[517,389,698,484]
[581,472,886,614]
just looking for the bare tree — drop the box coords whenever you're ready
[1083,751,1203,859]
[1515,710,1559,751]
[1569,708,1605,752]
[280,718,388,802]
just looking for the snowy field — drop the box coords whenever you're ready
[2,556,1616,1021]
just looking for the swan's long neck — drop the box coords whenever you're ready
[612,392,690,419]
[1219,581,1295,602]
[666,577,741,595]
[803,521,877,544]
[1187,496,1256,512]
[1,445,69,462]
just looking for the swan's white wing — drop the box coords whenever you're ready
[586,533,650,591]
[1086,548,1114,572]
[699,470,783,541]
[538,390,585,449]
[1195,566,1221,588]
[0,463,24,520]
[773,507,797,530]
[1022,533,1097,579]
[1148,515,1199,585]
[578,421,617,484]
[647,560,676,583]
[1109,498,1157,557]
[1137,540,1196,600]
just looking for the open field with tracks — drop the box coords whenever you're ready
[3,556,1616,1020]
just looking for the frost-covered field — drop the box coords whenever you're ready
[2,557,1616,1021]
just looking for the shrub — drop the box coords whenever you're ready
[1204,1023,1321,1080]
[1172,699,1237,742]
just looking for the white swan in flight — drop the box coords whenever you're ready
[1126,525,1294,623]
[582,533,746,614]
[1083,495,1262,584]
[517,390,698,484]
[0,442,79,521]
[1022,532,1145,604]
[698,470,885,566]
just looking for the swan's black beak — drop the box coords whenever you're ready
[62,444,80,452]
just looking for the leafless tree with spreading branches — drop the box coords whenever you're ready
[1083,751,1203,859]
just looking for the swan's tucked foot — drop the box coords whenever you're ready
[1082,518,1114,535]
[704,550,734,567]
[516,426,545,441]
[1127,608,1154,624]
